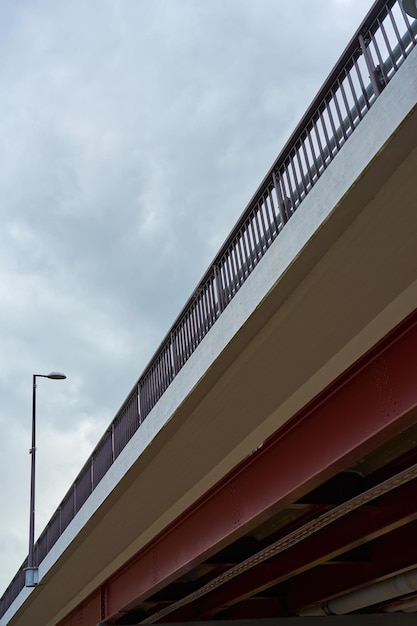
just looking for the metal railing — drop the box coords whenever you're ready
[1,0,416,619]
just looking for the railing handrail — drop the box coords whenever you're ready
[1,0,416,618]
[128,0,410,354]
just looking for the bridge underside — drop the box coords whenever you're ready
[97,311,417,624]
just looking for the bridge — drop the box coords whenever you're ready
[2,1,417,624]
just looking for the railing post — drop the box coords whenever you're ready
[358,32,385,97]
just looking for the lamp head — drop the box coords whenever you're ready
[402,0,417,18]
[46,372,67,380]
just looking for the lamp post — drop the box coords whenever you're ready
[25,372,66,588]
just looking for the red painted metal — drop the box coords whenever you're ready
[57,589,101,626]
[286,518,417,612]
[174,475,417,619]
[101,311,417,622]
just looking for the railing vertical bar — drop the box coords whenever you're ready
[182,319,188,361]
[198,296,205,339]
[289,152,303,205]
[179,324,185,363]
[177,326,184,368]
[196,297,204,342]
[145,378,150,417]
[220,258,229,302]
[230,243,240,287]
[202,287,210,331]
[272,170,287,227]
[324,98,341,150]
[195,297,204,341]
[171,331,178,376]
[250,210,259,257]
[228,253,236,297]
[143,378,149,418]
[300,134,314,189]
[214,263,225,314]
[187,313,193,353]
[219,261,228,303]
[241,222,252,270]
[150,367,156,407]
[369,29,389,85]
[185,314,192,353]
[262,194,272,243]
[198,293,206,336]
[247,214,258,262]
[379,15,398,69]
[353,56,370,111]
[306,122,321,179]
[253,206,264,254]
[204,283,212,329]
[266,189,276,240]
[245,217,255,270]
[345,68,362,123]
[159,352,165,391]
[388,5,406,55]
[207,283,213,327]
[270,184,281,233]
[331,88,348,139]
[185,315,191,354]
[203,285,210,330]
[155,360,161,397]
[159,352,165,392]
[235,231,246,282]
[208,274,217,322]
[182,319,188,358]
[247,219,257,265]
[312,113,328,169]
[266,185,280,237]
[188,307,196,350]
[295,144,308,198]
[257,199,268,249]
[232,244,239,287]
[338,77,355,131]
[283,161,296,213]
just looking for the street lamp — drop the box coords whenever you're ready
[25,372,66,588]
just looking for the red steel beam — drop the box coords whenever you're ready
[165,474,417,620]
[286,518,417,613]
[100,310,417,621]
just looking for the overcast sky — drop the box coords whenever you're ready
[0,0,375,596]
